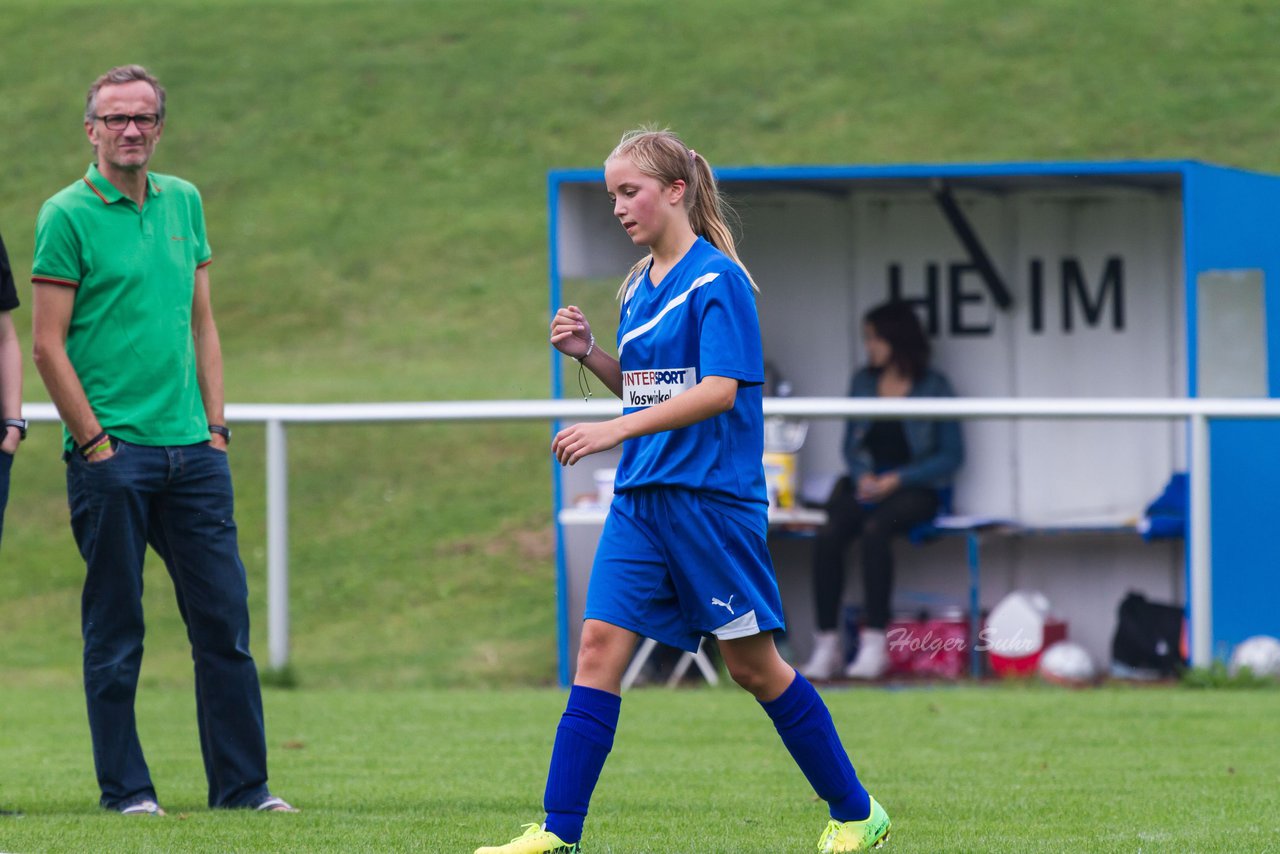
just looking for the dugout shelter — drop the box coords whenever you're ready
[549,159,1280,686]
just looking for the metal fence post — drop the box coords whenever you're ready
[266,418,290,671]
[1189,413,1212,667]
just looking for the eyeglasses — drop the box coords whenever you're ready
[95,113,160,131]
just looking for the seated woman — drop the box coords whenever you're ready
[799,300,964,680]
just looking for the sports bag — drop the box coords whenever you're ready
[1110,591,1186,676]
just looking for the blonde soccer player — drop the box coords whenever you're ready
[476,129,890,853]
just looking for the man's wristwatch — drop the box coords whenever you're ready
[3,418,28,441]
[208,424,231,444]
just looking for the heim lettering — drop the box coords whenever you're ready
[887,255,1125,336]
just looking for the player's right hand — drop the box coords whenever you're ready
[552,419,625,466]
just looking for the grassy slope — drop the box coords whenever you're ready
[2,0,1280,688]
[1,684,1278,852]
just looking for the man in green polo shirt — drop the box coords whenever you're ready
[31,65,295,816]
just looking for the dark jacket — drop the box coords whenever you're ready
[841,366,964,490]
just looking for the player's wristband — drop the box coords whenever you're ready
[209,424,231,444]
[78,430,109,458]
[575,334,595,363]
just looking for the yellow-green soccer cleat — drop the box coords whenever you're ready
[475,823,581,854]
[817,796,891,852]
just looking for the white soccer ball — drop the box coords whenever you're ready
[1038,641,1098,686]
[1228,635,1280,679]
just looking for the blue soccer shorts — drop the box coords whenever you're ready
[584,486,786,652]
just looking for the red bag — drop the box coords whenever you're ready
[885,617,969,680]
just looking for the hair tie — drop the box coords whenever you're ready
[689,149,697,162]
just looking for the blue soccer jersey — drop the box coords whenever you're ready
[612,237,768,527]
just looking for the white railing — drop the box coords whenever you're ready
[26,396,1280,671]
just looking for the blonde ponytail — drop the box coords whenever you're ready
[608,128,757,299]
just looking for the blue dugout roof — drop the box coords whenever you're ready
[548,158,1259,191]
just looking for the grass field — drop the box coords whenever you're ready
[1,683,1277,853]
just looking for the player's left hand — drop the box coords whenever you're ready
[550,305,594,360]
[0,427,18,455]
[553,420,625,466]
[208,432,229,452]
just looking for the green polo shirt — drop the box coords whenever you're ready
[33,163,213,451]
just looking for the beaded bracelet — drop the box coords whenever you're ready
[575,333,595,363]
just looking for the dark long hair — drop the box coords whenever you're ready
[865,301,931,381]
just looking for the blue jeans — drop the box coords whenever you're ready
[66,439,270,809]
[0,449,11,548]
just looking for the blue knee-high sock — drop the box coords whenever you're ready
[543,684,621,844]
[760,672,871,822]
